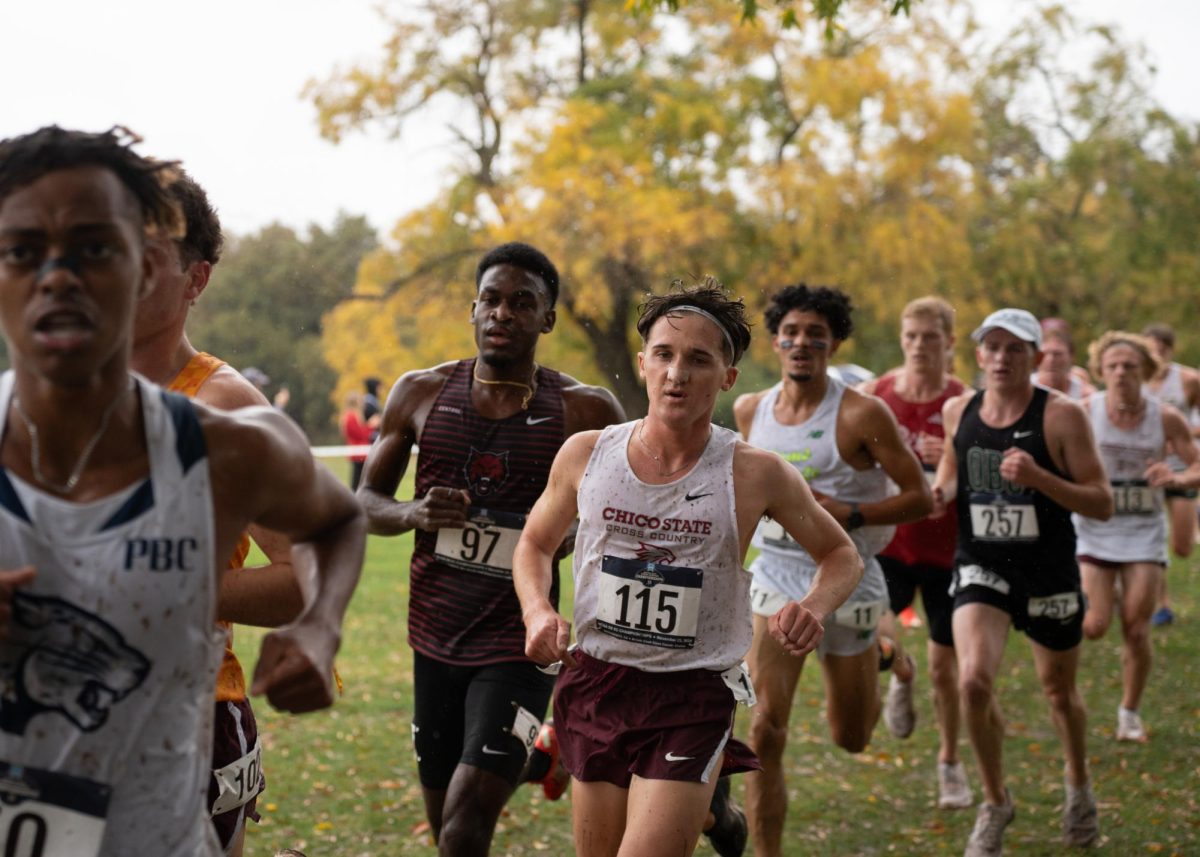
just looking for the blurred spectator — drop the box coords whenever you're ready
[341,391,372,491]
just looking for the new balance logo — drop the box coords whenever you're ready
[526,415,553,425]
[685,491,713,502]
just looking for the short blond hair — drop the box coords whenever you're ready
[901,296,955,337]
[1088,331,1160,382]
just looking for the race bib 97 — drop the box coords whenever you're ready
[596,556,703,649]
[0,763,111,857]
[1112,480,1156,516]
[434,507,525,578]
[969,497,1039,541]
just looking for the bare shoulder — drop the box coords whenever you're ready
[1161,401,1192,435]
[857,376,881,396]
[841,385,897,428]
[733,389,768,417]
[558,371,625,429]
[733,438,785,482]
[194,363,270,410]
[195,400,309,484]
[381,362,457,419]
[1045,391,1090,433]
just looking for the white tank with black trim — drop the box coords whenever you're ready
[746,378,891,605]
[0,371,224,857]
[1074,393,1167,563]
[572,421,750,672]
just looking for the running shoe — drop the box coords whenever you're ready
[1150,606,1175,627]
[1063,778,1099,847]
[964,795,1015,857]
[899,605,924,628]
[703,776,748,857]
[938,761,974,810]
[1116,707,1147,743]
[532,722,570,800]
[884,657,917,739]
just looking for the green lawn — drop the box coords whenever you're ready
[236,470,1200,855]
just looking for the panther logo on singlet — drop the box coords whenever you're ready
[0,593,150,736]
[634,542,677,564]
[464,448,510,497]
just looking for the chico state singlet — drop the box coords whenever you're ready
[747,378,892,606]
[572,422,750,672]
[953,387,1077,576]
[0,371,224,856]
[409,359,565,665]
[168,352,253,703]
[1073,394,1167,564]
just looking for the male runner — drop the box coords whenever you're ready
[1034,323,1093,399]
[358,242,624,856]
[515,283,863,857]
[735,284,931,857]
[1142,323,1200,624]
[860,296,972,809]
[0,126,364,856]
[131,171,301,855]
[932,308,1112,855]
[1076,332,1200,742]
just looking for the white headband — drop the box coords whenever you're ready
[667,305,736,361]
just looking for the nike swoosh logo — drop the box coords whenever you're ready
[526,415,553,425]
[1013,430,1034,439]
[481,745,509,756]
[685,492,713,502]
[664,752,694,762]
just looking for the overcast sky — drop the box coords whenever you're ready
[4,0,1196,237]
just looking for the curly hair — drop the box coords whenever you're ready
[1087,331,1160,382]
[636,278,752,366]
[763,284,854,340]
[476,242,560,307]
[0,125,181,237]
[168,170,223,267]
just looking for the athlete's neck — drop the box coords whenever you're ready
[981,383,1035,426]
[473,355,538,384]
[131,323,196,387]
[778,372,828,411]
[895,364,947,402]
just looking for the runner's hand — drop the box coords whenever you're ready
[770,601,824,657]
[250,624,339,714]
[999,447,1040,487]
[409,486,470,530]
[916,432,945,466]
[524,605,576,668]
[0,566,35,639]
[1144,458,1176,488]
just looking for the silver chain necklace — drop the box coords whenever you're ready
[11,381,132,494]
[636,419,707,478]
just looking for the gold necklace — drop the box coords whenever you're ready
[12,379,132,494]
[637,420,707,478]
[473,363,538,410]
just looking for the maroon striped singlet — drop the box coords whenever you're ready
[409,359,564,665]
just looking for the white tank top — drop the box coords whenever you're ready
[1074,394,1167,563]
[572,421,749,672]
[0,371,223,857]
[1146,363,1194,470]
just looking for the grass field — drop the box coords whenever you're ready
[235,462,1200,855]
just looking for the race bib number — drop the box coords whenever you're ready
[434,507,525,578]
[758,517,801,551]
[211,738,264,816]
[830,599,885,631]
[0,763,111,857]
[719,662,757,707]
[1112,480,1156,516]
[749,581,789,618]
[596,556,703,649]
[954,564,1011,596]
[969,497,1039,541]
[1027,592,1080,620]
[510,705,541,757]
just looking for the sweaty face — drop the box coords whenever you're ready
[0,166,148,385]
[638,312,737,423]
[1100,344,1145,395]
[470,263,554,368]
[976,329,1038,389]
[773,309,837,382]
[900,316,949,371]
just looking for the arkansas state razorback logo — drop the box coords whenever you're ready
[464,447,510,497]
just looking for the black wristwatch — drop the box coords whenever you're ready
[846,503,865,531]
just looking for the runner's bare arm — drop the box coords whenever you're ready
[1003,397,1113,520]
[560,376,627,436]
[513,431,596,667]
[193,364,304,627]
[931,393,969,513]
[1184,367,1200,438]
[358,366,469,535]
[1151,405,1200,490]
[205,405,366,714]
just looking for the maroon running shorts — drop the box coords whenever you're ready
[552,649,760,787]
